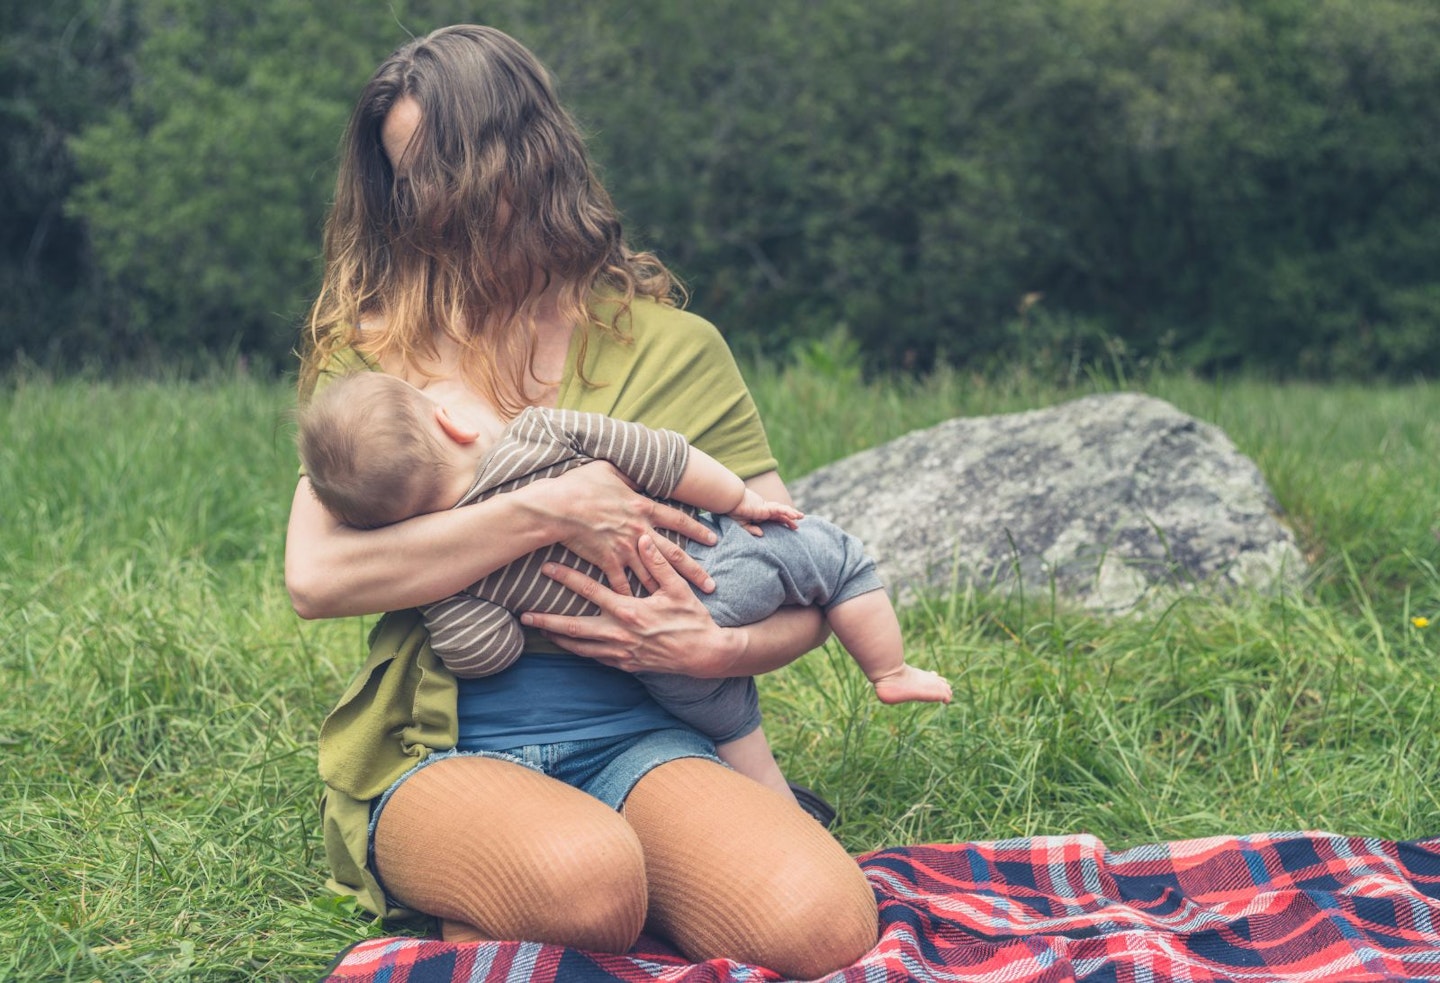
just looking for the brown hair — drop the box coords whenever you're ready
[299,25,681,409]
[296,373,457,529]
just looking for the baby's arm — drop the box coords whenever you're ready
[673,452,803,531]
[542,409,801,530]
[420,593,526,677]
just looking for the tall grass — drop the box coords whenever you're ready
[4,358,1440,980]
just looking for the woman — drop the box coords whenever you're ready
[286,25,879,979]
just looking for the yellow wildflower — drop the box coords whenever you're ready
[1412,616,1430,629]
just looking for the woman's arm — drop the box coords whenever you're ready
[285,463,718,619]
[522,470,831,676]
[286,477,557,619]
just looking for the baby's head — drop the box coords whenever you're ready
[297,372,458,528]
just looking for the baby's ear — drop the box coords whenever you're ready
[434,404,480,445]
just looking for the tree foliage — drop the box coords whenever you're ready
[66,0,385,362]
[6,0,1439,376]
[0,0,135,359]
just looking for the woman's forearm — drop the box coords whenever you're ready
[285,478,563,619]
[712,470,827,674]
[717,605,831,677]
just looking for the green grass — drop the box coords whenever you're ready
[5,359,1440,980]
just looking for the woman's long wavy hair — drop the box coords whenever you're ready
[299,25,681,410]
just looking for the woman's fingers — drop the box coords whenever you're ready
[640,530,715,594]
[525,540,732,677]
[643,507,715,592]
[648,500,716,546]
[549,463,718,594]
[536,632,633,669]
[520,569,639,670]
[635,534,689,591]
[534,561,620,610]
[601,557,636,596]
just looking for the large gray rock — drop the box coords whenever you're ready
[789,392,1306,613]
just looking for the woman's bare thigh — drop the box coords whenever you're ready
[373,754,647,953]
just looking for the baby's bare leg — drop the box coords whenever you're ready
[715,726,798,805]
[828,591,953,704]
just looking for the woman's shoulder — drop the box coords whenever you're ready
[584,292,721,349]
[325,345,379,374]
[583,297,747,392]
[622,297,726,351]
[572,295,774,473]
[577,295,737,382]
[309,345,380,399]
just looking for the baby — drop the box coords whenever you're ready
[297,371,951,799]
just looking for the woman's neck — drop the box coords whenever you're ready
[526,302,575,405]
[374,285,581,410]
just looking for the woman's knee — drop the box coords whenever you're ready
[744,869,878,978]
[511,820,648,952]
[706,832,877,977]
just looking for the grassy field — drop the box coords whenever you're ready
[4,357,1440,981]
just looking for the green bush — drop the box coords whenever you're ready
[5,0,1439,377]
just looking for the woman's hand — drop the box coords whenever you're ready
[523,534,832,678]
[544,462,718,596]
[522,536,744,678]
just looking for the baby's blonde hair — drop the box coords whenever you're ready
[297,372,455,528]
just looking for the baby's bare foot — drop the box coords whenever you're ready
[871,664,953,705]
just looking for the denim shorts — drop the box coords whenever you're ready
[366,727,721,908]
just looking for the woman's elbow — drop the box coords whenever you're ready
[285,480,354,619]
[287,577,324,621]
[289,593,325,621]
[286,560,339,620]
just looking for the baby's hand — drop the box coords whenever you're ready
[728,488,804,536]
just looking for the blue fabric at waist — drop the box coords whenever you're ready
[456,653,682,749]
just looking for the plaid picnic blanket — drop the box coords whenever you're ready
[320,831,1440,982]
